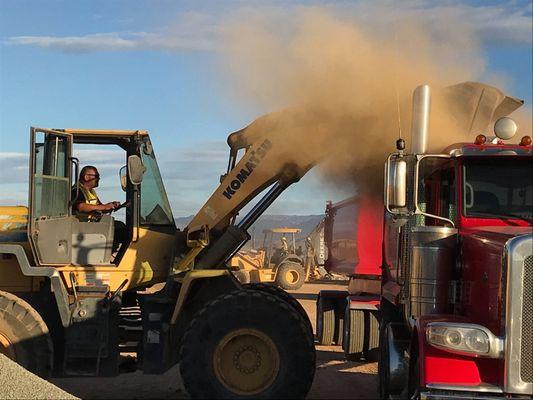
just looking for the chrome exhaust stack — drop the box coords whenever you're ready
[411,85,431,154]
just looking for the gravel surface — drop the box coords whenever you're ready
[0,354,77,400]
[50,282,378,399]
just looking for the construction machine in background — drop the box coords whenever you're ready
[316,84,532,399]
[230,226,324,290]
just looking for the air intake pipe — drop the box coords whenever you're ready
[411,85,431,154]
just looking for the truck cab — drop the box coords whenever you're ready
[380,87,532,399]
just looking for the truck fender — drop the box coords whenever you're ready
[0,244,70,327]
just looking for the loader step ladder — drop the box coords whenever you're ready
[62,285,118,377]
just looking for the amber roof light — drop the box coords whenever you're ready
[474,134,486,145]
[519,135,532,146]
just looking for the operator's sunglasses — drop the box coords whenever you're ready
[86,173,100,178]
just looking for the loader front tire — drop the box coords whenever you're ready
[0,290,53,378]
[179,289,315,399]
[244,282,313,336]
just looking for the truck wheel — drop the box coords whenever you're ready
[334,299,346,346]
[0,290,53,378]
[378,321,392,399]
[364,311,380,361]
[343,308,364,361]
[179,289,315,399]
[275,262,305,290]
[316,295,335,345]
[243,283,313,336]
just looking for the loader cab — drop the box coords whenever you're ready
[28,128,177,290]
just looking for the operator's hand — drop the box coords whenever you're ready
[102,202,120,212]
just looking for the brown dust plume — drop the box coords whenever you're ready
[216,6,528,197]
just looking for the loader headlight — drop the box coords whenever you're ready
[426,323,503,358]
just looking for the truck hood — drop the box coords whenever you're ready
[462,225,532,246]
[459,225,532,336]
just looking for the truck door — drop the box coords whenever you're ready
[28,127,73,265]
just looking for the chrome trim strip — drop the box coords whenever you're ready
[426,383,503,393]
[504,234,533,395]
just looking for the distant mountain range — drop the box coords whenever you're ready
[175,214,324,242]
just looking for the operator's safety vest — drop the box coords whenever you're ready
[73,183,101,220]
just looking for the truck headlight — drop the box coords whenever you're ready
[426,323,503,358]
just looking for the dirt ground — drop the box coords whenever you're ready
[51,282,378,399]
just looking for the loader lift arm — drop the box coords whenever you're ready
[183,110,319,270]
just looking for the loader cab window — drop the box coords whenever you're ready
[139,141,174,226]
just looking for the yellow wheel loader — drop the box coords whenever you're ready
[230,227,311,290]
[0,122,318,399]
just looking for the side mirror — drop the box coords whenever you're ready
[128,155,146,185]
[119,165,127,192]
[385,156,407,211]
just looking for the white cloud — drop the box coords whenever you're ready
[4,2,530,54]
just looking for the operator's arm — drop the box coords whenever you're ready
[74,202,118,213]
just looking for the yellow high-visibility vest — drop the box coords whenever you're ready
[73,183,101,220]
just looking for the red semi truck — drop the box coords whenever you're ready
[317,83,532,399]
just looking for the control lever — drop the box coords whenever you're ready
[69,272,78,303]
[106,279,129,303]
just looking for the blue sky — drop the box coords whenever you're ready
[0,0,531,217]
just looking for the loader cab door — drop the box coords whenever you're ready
[28,127,73,265]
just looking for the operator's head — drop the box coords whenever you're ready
[80,166,100,189]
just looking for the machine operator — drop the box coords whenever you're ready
[71,165,127,254]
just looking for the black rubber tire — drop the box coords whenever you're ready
[334,299,346,346]
[243,283,313,336]
[232,270,251,284]
[364,311,380,361]
[0,290,54,378]
[179,289,316,399]
[343,308,365,361]
[275,262,306,290]
[378,320,391,400]
[316,295,335,345]
[408,351,421,400]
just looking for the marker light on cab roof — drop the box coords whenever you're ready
[519,135,532,146]
[474,134,486,145]
[494,117,518,140]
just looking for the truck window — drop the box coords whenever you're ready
[32,132,70,218]
[417,158,456,226]
[463,158,533,219]
[139,141,174,226]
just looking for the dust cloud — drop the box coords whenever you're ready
[215,6,529,196]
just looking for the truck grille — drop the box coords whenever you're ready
[505,235,533,395]
[522,255,533,383]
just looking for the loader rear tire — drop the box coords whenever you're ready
[244,283,313,336]
[179,289,315,399]
[0,290,53,378]
[275,262,305,290]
